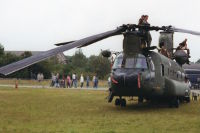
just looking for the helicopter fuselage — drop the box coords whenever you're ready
[108,32,190,106]
[110,52,190,100]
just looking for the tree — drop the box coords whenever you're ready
[196,59,200,64]
[87,55,111,79]
[0,44,5,67]
[0,43,4,56]
[1,52,20,66]
[20,51,32,58]
[30,61,52,79]
[71,49,87,71]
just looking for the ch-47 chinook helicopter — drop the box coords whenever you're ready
[0,24,200,108]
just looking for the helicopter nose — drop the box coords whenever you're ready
[112,73,140,88]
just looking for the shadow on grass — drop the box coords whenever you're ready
[106,101,190,112]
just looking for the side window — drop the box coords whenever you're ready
[177,71,181,80]
[161,64,164,76]
[182,73,185,79]
[150,59,155,71]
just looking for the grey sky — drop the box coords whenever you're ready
[0,0,200,61]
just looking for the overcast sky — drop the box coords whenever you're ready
[0,0,200,61]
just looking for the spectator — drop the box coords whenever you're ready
[185,76,191,89]
[66,75,71,88]
[50,73,56,87]
[74,73,78,88]
[80,74,84,88]
[37,73,41,82]
[72,73,75,87]
[192,92,198,101]
[86,76,90,88]
[94,76,98,89]
[41,73,44,81]
[72,73,78,88]
[55,73,60,88]
[108,76,111,88]
[93,76,96,88]
[61,74,66,88]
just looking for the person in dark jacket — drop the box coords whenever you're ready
[138,15,152,47]
[158,42,170,58]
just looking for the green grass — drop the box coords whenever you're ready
[0,87,200,133]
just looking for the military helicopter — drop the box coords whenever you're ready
[0,24,200,108]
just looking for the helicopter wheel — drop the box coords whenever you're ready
[115,98,121,106]
[185,97,190,103]
[120,99,126,107]
[174,98,180,108]
[138,96,144,103]
[169,97,180,108]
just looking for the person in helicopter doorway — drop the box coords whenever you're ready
[158,42,170,58]
[176,38,190,64]
[138,15,152,48]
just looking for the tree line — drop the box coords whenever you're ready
[0,44,111,79]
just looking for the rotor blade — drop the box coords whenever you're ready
[55,41,76,46]
[172,27,200,36]
[0,27,124,75]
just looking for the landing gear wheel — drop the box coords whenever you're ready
[174,98,180,108]
[120,99,126,107]
[186,97,190,103]
[169,97,180,108]
[115,98,121,106]
[138,96,144,103]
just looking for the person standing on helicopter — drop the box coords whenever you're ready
[158,42,170,58]
[138,15,152,47]
[176,39,190,56]
[176,38,190,64]
[138,15,145,25]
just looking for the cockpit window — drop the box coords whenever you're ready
[113,54,148,69]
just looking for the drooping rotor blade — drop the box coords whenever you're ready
[0,27,125,75]
[55,41,76,46]
[172,27,200,36]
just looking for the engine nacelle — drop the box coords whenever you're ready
[174,50,189,65]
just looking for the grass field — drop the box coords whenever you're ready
[0,87,200,133]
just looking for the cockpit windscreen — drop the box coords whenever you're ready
[113,54,148,69]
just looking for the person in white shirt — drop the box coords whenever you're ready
[80,74,84,88]
[72,73,76,88]
[92,76,96,88]
[108,76,111,88]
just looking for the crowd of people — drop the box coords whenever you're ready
[50,73,103,88]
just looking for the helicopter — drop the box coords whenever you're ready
[0,24,200,108]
